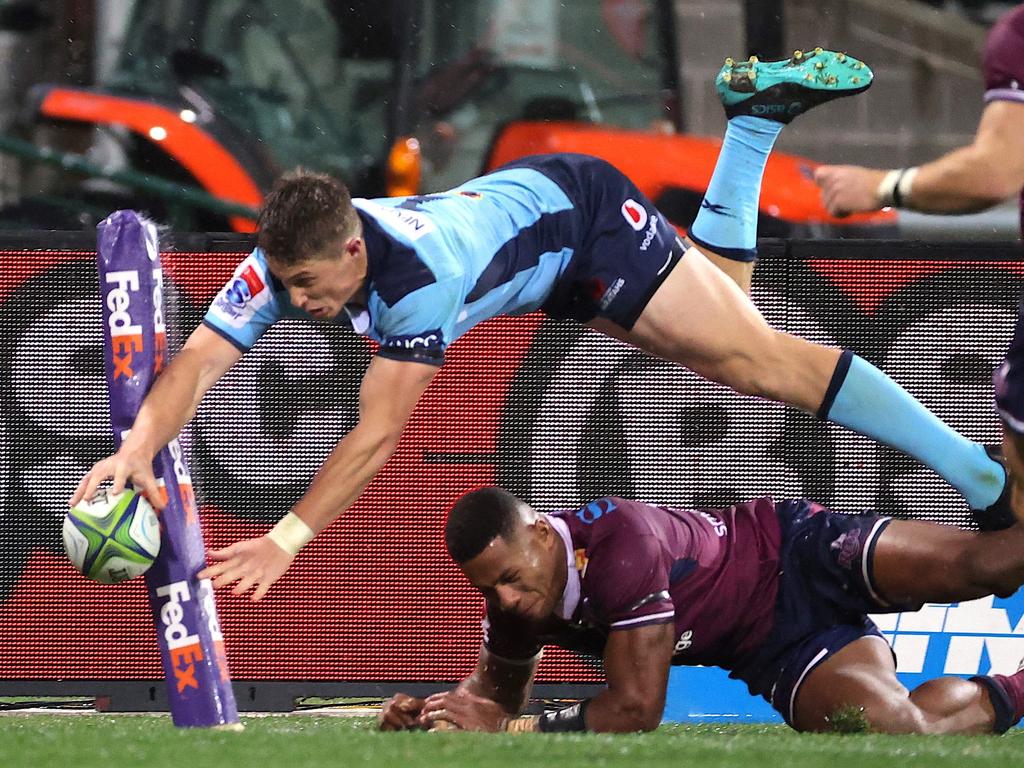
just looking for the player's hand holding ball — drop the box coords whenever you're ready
[379,693,428,731]
[63,488,160,583]
[420,689,509,732]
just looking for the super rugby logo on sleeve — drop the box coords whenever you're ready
[210,255,272,328]
[621,199,648,231]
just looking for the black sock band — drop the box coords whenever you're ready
[816,349,854,420]
[971,675,1017,734]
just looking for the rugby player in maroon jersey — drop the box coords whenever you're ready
[382,487,1024,734]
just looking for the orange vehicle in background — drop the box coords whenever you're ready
[4,0,894,236]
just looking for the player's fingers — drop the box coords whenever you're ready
[69,472,93,506]
[209,562,246,588]
[251,580,273,602]
[111,463,129,496]
[140,472,165,510]
[197,556,235,581]
[206,543,239,561]
[421,694,450,713]
[231,572,260,597]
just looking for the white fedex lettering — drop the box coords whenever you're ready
[105,270,142,338]
[156,580,200,650]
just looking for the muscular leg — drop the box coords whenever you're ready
[590,247,838,412]
[794,636,999,734]
[591,243,1006,511]
[871,519,1024,608]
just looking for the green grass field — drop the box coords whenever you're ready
[0,716,1020,768]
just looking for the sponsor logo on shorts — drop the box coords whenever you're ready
[830,531,862,570]
[621,199,648,231]
[639,214,659,252]
[599,278,625,310]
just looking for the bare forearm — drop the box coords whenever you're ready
[910,144,1021,213]
[122,348,210,455]
[290,425,399,534]
[456,646,538,715]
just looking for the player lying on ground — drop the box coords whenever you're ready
[381,486,1024,735]
[72,49,1010,601]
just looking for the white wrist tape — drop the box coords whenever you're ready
[895,166,919,208]
[267,512,315,555]
[877,169,901,207]
[877,167,919,208]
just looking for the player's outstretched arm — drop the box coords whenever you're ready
[579,622,674,732]
[815,101,1024,216]
[415,644,541,731]
[199,355,438,601]
[70,324,242,509]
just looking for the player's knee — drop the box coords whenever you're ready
[723,330,798,402]
[833,700,932,735]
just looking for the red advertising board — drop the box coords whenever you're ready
[0,235,1021,693]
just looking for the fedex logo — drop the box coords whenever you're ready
[104,270,144,381]
[156,581,204,694]
[153,268,167,375]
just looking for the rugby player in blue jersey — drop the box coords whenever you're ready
[381,486,1024,734]
[72,50,1011,599]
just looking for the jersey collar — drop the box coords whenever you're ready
[544,513,580,621]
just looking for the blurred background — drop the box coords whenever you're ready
[0,0,1018,237]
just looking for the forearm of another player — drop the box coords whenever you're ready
[909,144,1022,213]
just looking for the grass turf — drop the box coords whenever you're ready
[0,716,1020,768]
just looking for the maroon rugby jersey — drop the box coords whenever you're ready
[483,497,785,670]
[982,5,1024,235]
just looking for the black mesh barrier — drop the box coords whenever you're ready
[0,234,1020,697]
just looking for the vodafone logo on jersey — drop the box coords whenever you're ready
[621,199,648,231]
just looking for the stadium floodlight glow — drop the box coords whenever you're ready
[148,126,168,141]
[179,109,197,124]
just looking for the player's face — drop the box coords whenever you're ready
[268,237,367,320]
[461,522,566,622]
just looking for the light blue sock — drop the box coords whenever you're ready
[819,351,1005,509]
[688,116,783,262]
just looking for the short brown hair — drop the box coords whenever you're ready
[257,169,360,264]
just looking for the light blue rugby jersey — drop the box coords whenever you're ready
[203,164,584,365]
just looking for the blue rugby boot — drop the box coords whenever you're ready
[717,48,873,123]
[970,445,1016,531]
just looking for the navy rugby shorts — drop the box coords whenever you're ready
[505,154,685,330]
[729,499,918,726]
